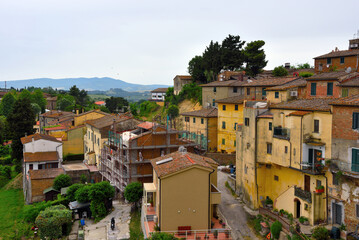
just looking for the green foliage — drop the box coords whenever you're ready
[66,183,84,202]
[124,182,143,204]
[221,34,245,70]
[270,221,282,239]
[53,174,72,191]
[57,94,75,110]
[105,96,129,113]
[30,103,41,116]
[18,89,32,100]
[148,232,178,240]
[299,216,308,224]
[312,226,329,240]
[265,197,273,205]
[0,92,16,117]
[89,181,115,202]
[243,40,268,76]
[139,101,159,116]
[129,103,138,116]
[299,72,314,78]
[100,105,110,113]
[80,174,88,184]
[273,66,288,77]
[202,41,223,82]
[178,82,202,104]
[23,201,52,223]
[188,55,206,83]
[90,200,107,219]
[0,165,12,179]
[31,89,47,113]
[129,209,144,240]
[35,204,72,240]
[75,185,91,203]
[296,63,312,69]
[339,224,346,231]
[167,105,179,119]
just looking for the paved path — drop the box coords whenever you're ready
[217,171,259,240]
[83,200,131,240]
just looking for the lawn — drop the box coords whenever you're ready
[129,209,144,240]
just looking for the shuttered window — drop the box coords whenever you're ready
[353,112,359,129]
[314,120,320,133]
[352,148,359,173]
[327,82,333,96]
[311,83,317,96]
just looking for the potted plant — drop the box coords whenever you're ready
[225,230,230,238]
[204,233,209,239]
[279,209,285,217]
[299,216,309,225]
[340,224,347,239]
[265,197,273,209]
[315,185,324,193]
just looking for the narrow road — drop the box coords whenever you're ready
[217,171,259,240]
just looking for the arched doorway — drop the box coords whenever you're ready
[294,199,301,218]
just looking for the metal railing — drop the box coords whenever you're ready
[294,186,312,203]
[301,161,325,174]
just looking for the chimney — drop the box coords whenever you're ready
[238,73,244,81]
[284,63,290,69]
[76,109,79,115]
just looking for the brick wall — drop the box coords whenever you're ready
[204,152,235,165]
[315,55,359,73]
[306,80,340,98]
[332,105,359,140]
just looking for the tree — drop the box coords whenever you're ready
[31,103,41,116]
[270,221,282,239]
[188,55,206,83]
[53,174,72,191]
[243,40,268,76]
[7,97,36,164]
[0,92,16,117]
[296,63,312,69]
[31,89,47,113]
[88,181,115,202]
[221,34,245,70]
[273,66,288,77]
[66,183,83,202]
[18,89,32,100]
[57,94,75,111]
[124,182,143,205]
[167,105,179,119]
[99,105,110,113]
[75,185,91,203]
[69,85,80,100]
[129,103,138,116]
[105,97,129,113]
[202,40,223,82]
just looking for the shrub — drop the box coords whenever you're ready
[167,105,179,119]
[124,182,143,204]
[273,66,288,77]
[66,183,84,202]
[312,227,329,240]
[148,232,178,240]
[75,185,91,203]
[270,221,282,239]
[299,216,308,224]
[90,200,107,219]
[292,235,302,240]
[23,201,52,223]
[265,197,273,205]
[299,72,314,78]
[89,181,115,202]
[53,174,72,191]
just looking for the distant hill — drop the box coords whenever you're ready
[88,88,151,102]
[1,77,170,92]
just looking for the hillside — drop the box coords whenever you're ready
[2,77,170,92]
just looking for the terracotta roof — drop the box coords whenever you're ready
[86,114,131,129]
[307,72,359,82]
[257,110,273,118]
[314,49,359,59]
[137,121,157,130]
[267,78,307,91]
[175,75,192,80]
[95,101,105,105]
[288,111,312,116]
[242,77,298,87]
[181,108,218,118]
[215,95,245,104]
[29,168,64,180]
[24,151,59,162]
[200,80,238,87]
[151,88,168,93]
[21,133,62,144]
[330,95,359,106]
[41,110,74,118]
[269,98,333,112]
[338,76,359,87]
[150,151,218,178]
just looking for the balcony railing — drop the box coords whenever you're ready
[330,159,359,176]
[273,127,290,140]
[301,161,325,174]
[294,186,312,203]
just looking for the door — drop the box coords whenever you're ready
[296,200,301,218]
[308,149,314,166]
[304,175,310,192]
[352,148,359,173]
[332,202,342,225]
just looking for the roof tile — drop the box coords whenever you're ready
[269,98,333,112]
[29,168,64,180]
[21,133,62,144]
[181,108,218,118]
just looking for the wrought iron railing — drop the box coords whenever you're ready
[294,186,312,203]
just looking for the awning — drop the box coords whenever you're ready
[144,183,156,193]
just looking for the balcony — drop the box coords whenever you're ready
[273,127,290,140]
[294,186,312,203]
[330,159,359,178]
[301,161,326,175]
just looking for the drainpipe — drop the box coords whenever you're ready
[324,174,329,224]
[255,112,259,208]
[300,117,303,170]
[206,118,209,151]
[159,179,161,230]
[289,141,292,168]
[209,168,215,229]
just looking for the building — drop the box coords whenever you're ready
[329,95,359,232]
[94,101,106,106]
[338,75,359,97]
[237,98,334,225]
[46,96,57,110]
[21,133,63,204]
[100,122,198,194]
[181,108,218,151]
[173,75,192,95]
[73,109,110,127]
[39,110,74,133]
[142,150,221,236]
[314,38,359,73]
[150,88,168,105]
[215,96,245,153]
[265,78,307,104]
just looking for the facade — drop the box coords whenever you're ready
[150,88,168,102]
[314,38,359,73]
[181,108,218,151]
[266,78,307,104]
[215,96,245,154]
[338,75,359,97]
[74,109,110,127]
[329,96,359,232]
[173,75,192,95]
[143,150,220,233]
[46,96,57,110]
[39,110,74,133]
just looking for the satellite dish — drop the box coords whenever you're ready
[346,67,352,73]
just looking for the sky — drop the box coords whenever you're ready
[0,0,358,86]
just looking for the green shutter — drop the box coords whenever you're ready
[352,148,359,173]
[311,83,317,96]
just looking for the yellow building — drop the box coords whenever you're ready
[181,108,218,151]
[143,150,220,233]
[74,109,110,127]
[237,98,333,225]
[216,96,244,154]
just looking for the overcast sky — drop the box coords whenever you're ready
[0,0,358,85]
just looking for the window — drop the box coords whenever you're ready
[316,180,322,187]
[29,164,33,170]
[275,92,279,98]
[91,133,93,141]
[193,118,196,123]
[356,204,359,218]
[234,123,237,130]
[88,131,90,139]
[340,57,345,64]
[213,87,216,93]
[319,63,323,71]
[185,117,189,122]
[327,82,333,96]
[233,87,238,93]
[311,83,317,96]
[222,139,225,145]
[247,88,250,95]
[212,99,215,106]
[332,172,339,185]
[245,118,249,126]
[285,146,288,153]
[342,88,349,97]
[234,140,236,147]
[274,175,279,181]
[97,138,100,146]
[352,148,359,172]
[269,122,272,131]
[262,88,267,96]
[201,118,204,124]
[352,112,359,129]
[327,58,332,65]
[235,104,238,111]
[314,119,320,133]
[267,143,272,154]
[38,164,44,170]
[222,105,226,111]
[222,121,226,129]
